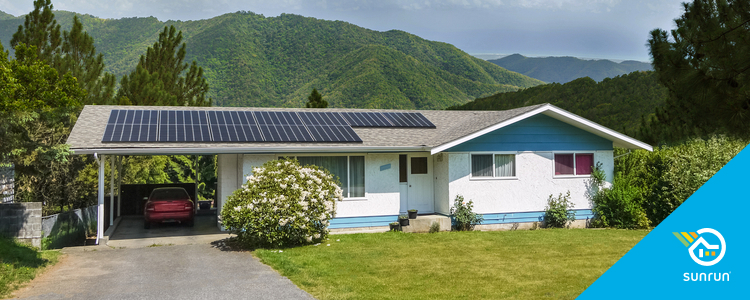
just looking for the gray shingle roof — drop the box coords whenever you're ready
[66,104,547,154]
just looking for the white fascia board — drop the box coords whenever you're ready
[541,105,653,151]
[71,146,429,156]
[430,104,653,155]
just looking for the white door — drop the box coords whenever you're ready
[407,153,434,214]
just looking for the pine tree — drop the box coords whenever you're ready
[306,88,328,108]
[118,25,212,106]
[56,16,116,105]
[648,0,750,142]
[10,0,61,63]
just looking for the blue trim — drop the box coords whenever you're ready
[329,214,398,229]
[328,210,593,229]
[479,209,593,225]
[446,115,613,152]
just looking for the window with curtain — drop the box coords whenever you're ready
[554,153,594,176]
[494,154,515,177]
[554,154,574,175]
[471,154,516,178]
[297,156,364,198]
[575,153,594,175]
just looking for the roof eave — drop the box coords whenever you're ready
[70,146,431,156]
[430,104,653,154]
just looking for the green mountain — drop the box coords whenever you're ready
[0,11,543,109]
[448,71,667,135]
[488,54,653,84]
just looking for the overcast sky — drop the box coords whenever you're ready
[1,0,686,62]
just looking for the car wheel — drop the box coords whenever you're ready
[144,222,151,229]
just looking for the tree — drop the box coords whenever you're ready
[56,16,116,105]
[12,1,115,105]
[0,44,86,212]
[305,88,328,108]
[118,25,212,106]
[647,0,750,143]
[10,0,61,63]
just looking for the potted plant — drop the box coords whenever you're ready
[408,209,418,219]
[389,222,400,231]
[399,214,409,226]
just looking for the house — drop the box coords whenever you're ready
[66,104,652,240]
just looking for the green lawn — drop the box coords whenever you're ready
[0,238,61,298]
[255,229,647,300]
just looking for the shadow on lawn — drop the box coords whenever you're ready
[0,238,50,269]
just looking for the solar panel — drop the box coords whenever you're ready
[340,112,394,127]
[103,110,160,142]
[307,125,362,142]
[298,112,348,126]
[104,109,434,143]
[383,112,436,128]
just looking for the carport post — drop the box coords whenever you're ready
[117,156,122,218]
[96,154,105,245]
[110,155,115,226]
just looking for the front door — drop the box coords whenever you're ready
[407,153,434,214]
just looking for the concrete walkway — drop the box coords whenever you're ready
[13,243,315,299]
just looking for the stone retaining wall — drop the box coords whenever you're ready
[0,202,42,248]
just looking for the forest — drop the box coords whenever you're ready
[0,10,542,109]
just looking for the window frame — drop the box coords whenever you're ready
[552,151,595,178]
[277,154,367,200]
[469,152,518,181]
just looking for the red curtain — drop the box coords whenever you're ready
[575,154,594,175]
[554,154,574,175]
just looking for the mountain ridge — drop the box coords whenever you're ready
[489,53,653,84]
[0,10,544,109]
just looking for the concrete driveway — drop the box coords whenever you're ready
[13,243,315,299]
[107,212,232,248]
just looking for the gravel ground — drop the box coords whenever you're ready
[12,243,315,300]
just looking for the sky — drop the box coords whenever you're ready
[1,0,687,62]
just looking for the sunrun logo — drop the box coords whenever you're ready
[673,228,730,282]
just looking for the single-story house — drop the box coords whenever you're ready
[66,103,652,240]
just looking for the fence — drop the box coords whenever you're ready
[0,164,13,203]
[0,202,42,248]
[41,205,97,249]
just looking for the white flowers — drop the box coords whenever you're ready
[280,183,287,189]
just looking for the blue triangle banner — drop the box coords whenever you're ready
[578,145,750,299]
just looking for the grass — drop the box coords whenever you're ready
[255,229,647,300]
[0,238,61,298]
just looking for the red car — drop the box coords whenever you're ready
[144,187,195,229]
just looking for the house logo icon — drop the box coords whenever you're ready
[673,228,726,266]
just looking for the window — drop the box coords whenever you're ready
[295,156,365,198]
[554,153,594,176]
[471,154,515,178]
[399,155,407,183]
[411,157,428,174]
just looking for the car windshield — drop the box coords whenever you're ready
[150,189,189,201]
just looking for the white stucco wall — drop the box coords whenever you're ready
[433,153,450,215]
[216,154,241,221]
[447,151,613,214]
[234,153,402,218]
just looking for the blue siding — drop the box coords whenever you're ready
[480,209,593,225]
[328,210,594,229]
[329,215,398,229]
[446,114,613,152]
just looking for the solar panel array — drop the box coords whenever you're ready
[102,110,435,143]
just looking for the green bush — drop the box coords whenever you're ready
[429,222,440,233]
[449,195,484,231]
[220,159,343,248]
[544,191,576,228]
[614,135,745,226]
[590,174,650,229]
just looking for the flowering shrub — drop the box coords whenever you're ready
[220,159,343,248]
[450,195,484,231]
